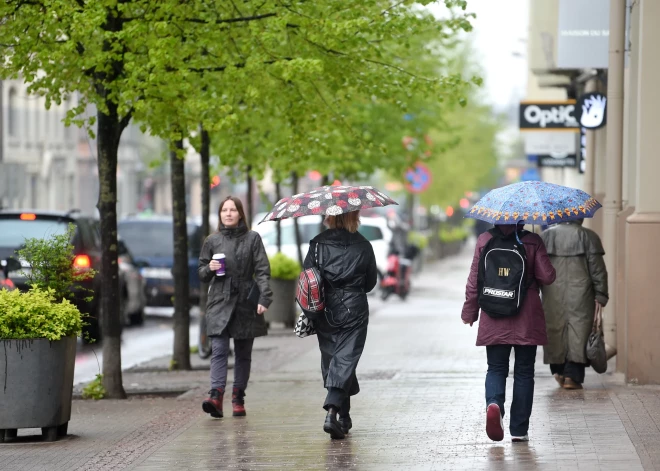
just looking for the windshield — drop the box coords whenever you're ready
[0,218,70,248]
[118,221,201,259]
[358,225,384,242]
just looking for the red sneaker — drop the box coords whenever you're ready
[202,388,224,418]
[486,403,504,441]
[232,387,246,417]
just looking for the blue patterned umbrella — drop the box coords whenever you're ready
[466,181,601,225]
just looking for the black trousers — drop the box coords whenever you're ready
[325,387,351,417]
[550,362,586,384]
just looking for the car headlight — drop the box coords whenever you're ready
[140,267,173,279]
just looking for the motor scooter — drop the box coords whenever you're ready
[380,252,412,301]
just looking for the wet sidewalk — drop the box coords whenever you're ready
[2,245,660,470]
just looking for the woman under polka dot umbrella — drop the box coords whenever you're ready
[258,185,398,223]
[466,181,602,226]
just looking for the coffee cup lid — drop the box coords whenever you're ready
[212,253,225,259]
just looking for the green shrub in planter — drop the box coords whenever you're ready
[0,288,83,442]
[0,288,83,340]
[439,226,469,243]
[269,252,301,281]
[408,231,429,250]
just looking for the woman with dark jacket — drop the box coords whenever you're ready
[462,224,556,443]
[303,210,378,440]
[540,219,608,390]
[199,196,273,419]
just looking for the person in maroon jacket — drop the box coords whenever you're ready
[462,223,556,443]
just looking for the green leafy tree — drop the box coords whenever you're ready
[1,0,476,388]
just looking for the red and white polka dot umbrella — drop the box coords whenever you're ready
[258,185,398,223]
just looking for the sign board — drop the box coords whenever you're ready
[524,131,577,155]
[536,154,578,167]
[519,101,579,130]
[575,92,607,129]
[557,0,610,69]
[404,162,431,194]
[579,127,587,174]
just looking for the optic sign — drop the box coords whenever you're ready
[575,92,607,129]
[405,162,432,194]
[519,101,579,130]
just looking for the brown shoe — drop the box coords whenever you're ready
[554,374,565,387]
[202,388,224,418]
[232,387,246,417]
[563,378,583,390]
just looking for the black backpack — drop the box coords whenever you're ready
[477,228,531,318]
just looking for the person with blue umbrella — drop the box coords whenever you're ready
[461,181,601,443]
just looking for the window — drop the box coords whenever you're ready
[358,225,384,242]
[7,88,17,137]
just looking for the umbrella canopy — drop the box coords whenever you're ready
[466,181,601,225]
[259,185,398,223]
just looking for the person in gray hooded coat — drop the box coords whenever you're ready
[199,196,272,418]
[541,219,608,390]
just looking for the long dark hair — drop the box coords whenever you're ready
[217,196,248,231]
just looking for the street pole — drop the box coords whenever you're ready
[602,0,626,358]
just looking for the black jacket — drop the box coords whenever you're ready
[304,228,378,318]
[198,222,272,339]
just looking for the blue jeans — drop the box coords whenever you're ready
[485,345,537,437]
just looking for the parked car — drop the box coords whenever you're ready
[117,216,203,316]
[0,210,144,341]
[117,238,147,325]
[253,215,392,280]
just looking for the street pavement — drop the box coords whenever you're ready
[2,242,660,470]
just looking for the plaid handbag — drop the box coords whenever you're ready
[295,243,325,314]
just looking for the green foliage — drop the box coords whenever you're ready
[82,374,106,400]
[269,253,302,281]
[438,226,469,243]
[0,288,83,340]
[16,224,96,303]
[190,345,199,354]
[408,231,429,250]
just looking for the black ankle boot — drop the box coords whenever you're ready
[338,415,352,434]
[323,407,345,439]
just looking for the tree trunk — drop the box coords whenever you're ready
[275,182,282,252]
[199,126,211,315]
[170,139,191,371]
[291,172,304,266]
[96,104,127,399]
[246,165,253,228]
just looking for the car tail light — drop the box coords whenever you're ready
[20,213,37,221]
[1,278,15,289]
[73,254,92,269]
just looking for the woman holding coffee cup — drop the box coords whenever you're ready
[199,196,273,418]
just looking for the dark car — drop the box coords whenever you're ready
[0,210,145,341]
[117,216,203,316]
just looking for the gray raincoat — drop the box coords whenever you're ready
[198,222,273,339]
[540,221,608,365]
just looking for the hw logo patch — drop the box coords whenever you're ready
[483,287,515,299]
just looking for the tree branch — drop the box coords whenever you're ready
[184,12,276,24]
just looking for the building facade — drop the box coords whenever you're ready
[526,0,660,383]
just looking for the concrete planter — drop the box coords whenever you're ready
[0,336,77,442]
[267,278,297,328]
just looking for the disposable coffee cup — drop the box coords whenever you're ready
[212,253,226,276]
